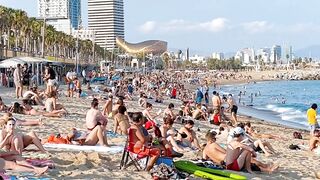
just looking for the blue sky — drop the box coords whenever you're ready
[1,0,320,55]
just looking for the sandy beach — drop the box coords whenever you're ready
[0,71,319,180]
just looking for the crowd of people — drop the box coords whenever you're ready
[2,65,319,178]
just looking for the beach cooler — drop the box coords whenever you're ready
[156,157,173,167]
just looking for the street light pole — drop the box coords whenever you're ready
[41,0,49,58]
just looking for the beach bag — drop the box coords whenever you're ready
[150,163,177,180]
[293,132,302,139]
[289,144,300,150]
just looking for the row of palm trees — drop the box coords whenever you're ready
[0,6,106,64]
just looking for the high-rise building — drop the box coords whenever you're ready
[38,0,81,34]
[270,45,281,64]
[69,0,81,29]
[88,0,125,50]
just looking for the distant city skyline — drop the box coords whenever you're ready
[1,0,320,56]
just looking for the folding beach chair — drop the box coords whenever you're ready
[119,128,150,171]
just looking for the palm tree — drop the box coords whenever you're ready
[0,5,105,64]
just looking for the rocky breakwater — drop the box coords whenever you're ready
[274,71,320,80]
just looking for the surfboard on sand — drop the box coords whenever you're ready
[174,160,247,180]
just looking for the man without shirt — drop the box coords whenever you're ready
[85,100,108,146]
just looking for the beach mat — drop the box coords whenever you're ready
[1,172,49,180]
[43,143,123,154]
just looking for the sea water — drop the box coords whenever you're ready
[217,80,320,130]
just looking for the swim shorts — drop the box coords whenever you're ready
[226,160,240,171]
[231,105,238,114]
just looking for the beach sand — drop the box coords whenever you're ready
[0,79,318,179]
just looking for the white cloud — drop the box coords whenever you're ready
[199,18,228,32]
[242,21,274,33]
[139,21,156,33]
[138,18,228,33]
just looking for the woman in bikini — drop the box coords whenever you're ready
[159,117,185,152]
[245,122,282,140]
[129,113,160,171]
[0,117,46,154]
[44,91,68,116]
[176,120,201,150]
[113,105,130,135]
[0,113,42,126]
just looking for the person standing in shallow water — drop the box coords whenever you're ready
[307,103,318,136]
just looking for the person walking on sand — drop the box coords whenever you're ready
[13,64,23,99]
[227,94,238,124]
[307,103,318,136]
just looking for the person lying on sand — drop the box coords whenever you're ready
[113,105,129,135]
[129,113,160,171]
[237,123,276,156]
[225,127,278,173]
[176,120,201,150]
[85,99,108,146]
[0,117,46,154]
[0,113,42,126]
[244,122,283,140]
[0,154,48,176]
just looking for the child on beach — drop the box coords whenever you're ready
[74,77,82,98]
[307,103,318,136]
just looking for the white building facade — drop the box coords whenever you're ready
[72,29,95,41]
[38,0,81,35]
[88,0,125,50]
[212,52,224,60]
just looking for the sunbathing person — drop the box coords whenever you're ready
[22,87,43,106]
[11,101,42,116]
[85,100,108,146]
[129,113,160,171]
[159,118,185,152]
[112,98,124,117]
[164,103,176,120]
[176,120,201,150]
[309,130,320,152]
[0,117,46,154]
[244,122,282,140]
[0,113,42,126]
[143,103,162,130]
[102,94,113,118]
[44,91,68,115]
[0,96,8,112]
[0,154,48,176]
[192,104,207,121]
[113,105,129,135]
[226,127,278,173]
[203,130,226,165]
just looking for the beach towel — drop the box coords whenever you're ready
[26,159,55,169]
[43,143,123,154]
[6,173,50,180]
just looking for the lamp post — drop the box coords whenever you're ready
[41,0,49,58]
